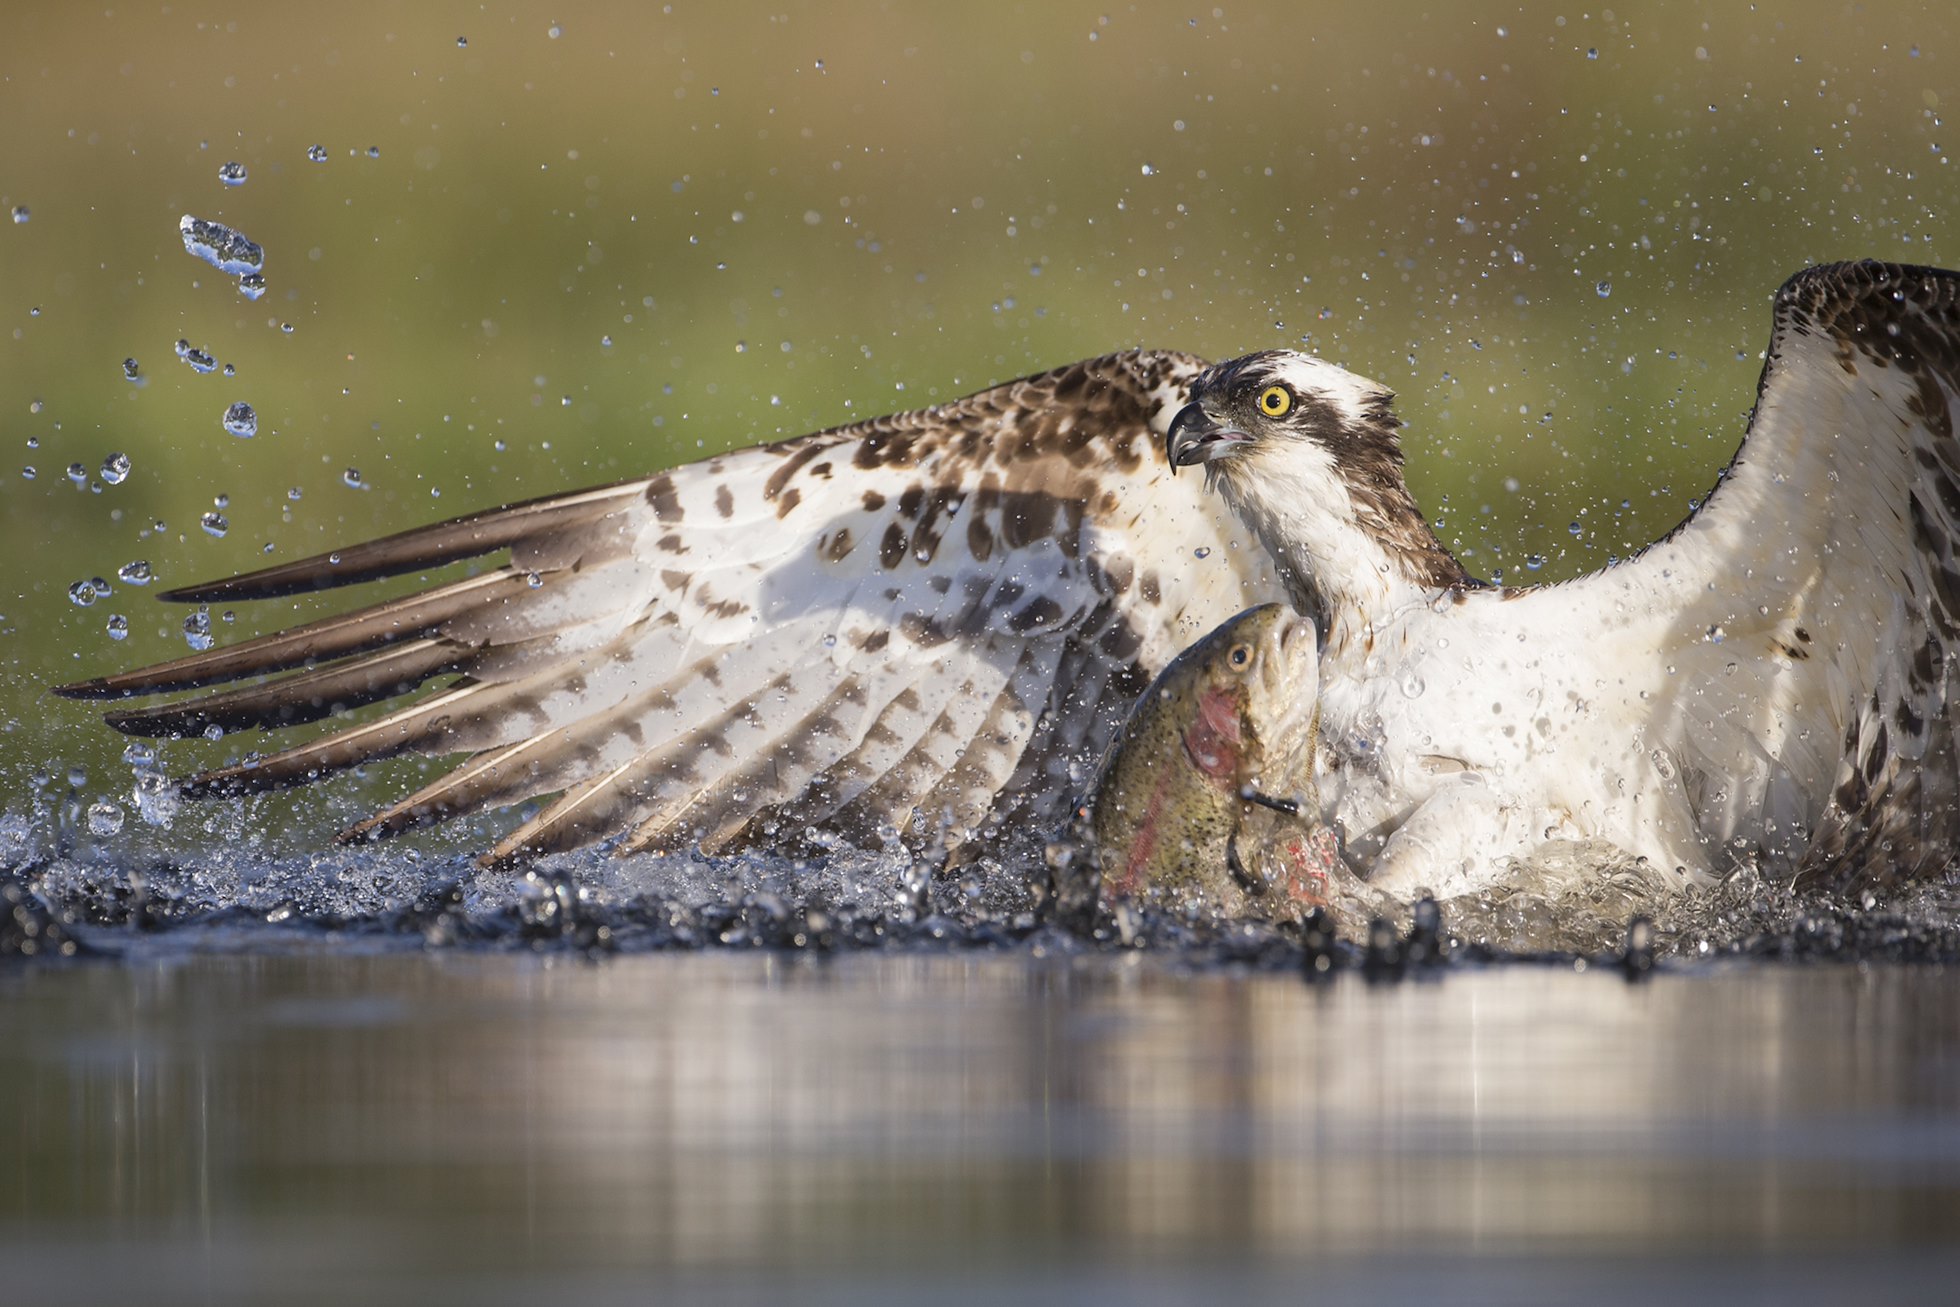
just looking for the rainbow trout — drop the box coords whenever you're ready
[1064,603,1341,922]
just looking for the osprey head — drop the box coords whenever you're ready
[1166,350,1400,475]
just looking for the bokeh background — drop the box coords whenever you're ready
[3,0,1956,847]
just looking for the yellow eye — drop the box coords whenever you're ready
[1258,385,1292,417]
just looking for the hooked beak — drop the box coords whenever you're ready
[1165,402,1251,471]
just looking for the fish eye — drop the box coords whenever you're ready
[1257,385,1292,418]
[1228,643,1252,668]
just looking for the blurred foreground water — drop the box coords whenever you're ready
[7,886,1960,1304]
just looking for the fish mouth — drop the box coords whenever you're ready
[1166,403,1251,469]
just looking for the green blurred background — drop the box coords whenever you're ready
[2,1,1955,851]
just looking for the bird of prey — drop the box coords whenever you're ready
[56,260,1960,898]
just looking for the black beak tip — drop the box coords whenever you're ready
[1165,400,1205,471]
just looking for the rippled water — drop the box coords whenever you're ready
[5,944,1960,1306]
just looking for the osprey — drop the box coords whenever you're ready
[55,261,1960,897]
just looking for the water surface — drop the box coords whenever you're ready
[6,949,1959,1304]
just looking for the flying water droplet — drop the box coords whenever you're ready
[118,560,153,586]
[218,161,248,186]
[67,580,100,607]
[104,614,129,641]
[307,144,329,163]
[1595,281,1612,298]
[183,610,213,650]
[65,462,87,485]
[179,214,264,274]
[343,468,365,489]
[122,357,143,383]
[9,205,26,224]
[100,453,131,485]
[200,511,229,537]
[86,801,126,836]
[222,401,258,438]
[1524,554,1546,571]
[237,272,267,300]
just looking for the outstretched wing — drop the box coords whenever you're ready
[1588,261,1960,889]
[56,350,1283,866]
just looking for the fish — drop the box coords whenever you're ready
[1056,602,1343,923]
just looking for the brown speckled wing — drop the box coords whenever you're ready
[57,350,1285,866]
[1618,262,1960,891]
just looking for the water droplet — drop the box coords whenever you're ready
[1399,670,1427,699]
[238,272,268,301]
[86,801,126,837]
[343,468,365,488]
[1706,625,1726,644]
[1595,280,1612,298]
[122,357,142,382]
[183,610,213,650]
[222,401,258,438]
[20,466,34,480]
[100,453,131,485]
[307,144,329,163]
[1139,162,1156,176]
[456,35,468,47]
[200,511,229,537]
[1193,546,1211,559]
[65,462,87,485]
[287,486,303,501]
[179,214,264,274]
[9,205,27,224]
[118,560,153,586]
[525,571,543,588]
[218,161,248,187]
[366,145,381,159]
[179,343,217,373]
[104,614,129,641]
[1567,521,1583,537]
[1524,554,1546,571]
[547,22,563,38]
[67,580,99,607]
[1586,47,1598,60]
[122,742,156,768]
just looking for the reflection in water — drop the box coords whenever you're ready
[4,953,1960,1301]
